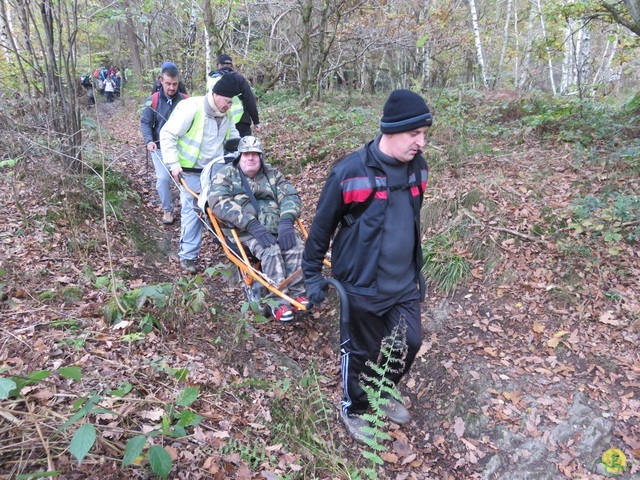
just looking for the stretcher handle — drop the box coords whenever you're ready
[323,278,349,327]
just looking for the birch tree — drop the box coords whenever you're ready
[468,0,489,87]
[121,0,144,91]
[0,0,9,63]
[536,0,557,94]
[495,0,514,87]
[590,28,618,94]
[183,0,198,90]
[560,20,575,94]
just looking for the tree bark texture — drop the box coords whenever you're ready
[121,0,143,92]
[468,0,490,88]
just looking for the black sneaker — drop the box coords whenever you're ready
[340,409,373,444]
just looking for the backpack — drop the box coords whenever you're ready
[150,91,189,116]
[341,144,425,227]
[80,75,92,87]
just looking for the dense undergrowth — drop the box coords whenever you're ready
[1,88,639,479]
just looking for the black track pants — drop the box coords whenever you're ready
[340,287,422,415]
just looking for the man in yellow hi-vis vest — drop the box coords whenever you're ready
[160,74,241,274]
[207,54,262,137]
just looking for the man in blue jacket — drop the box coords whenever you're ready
[140,64,188,224]
[302,89,432,443]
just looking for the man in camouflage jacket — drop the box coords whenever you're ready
[206,136,308,322]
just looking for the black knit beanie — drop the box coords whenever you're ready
[380,89,433,134]
[212,73,239,98]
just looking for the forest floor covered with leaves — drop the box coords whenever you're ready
[1,91,639,480]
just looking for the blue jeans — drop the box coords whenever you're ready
[178,173,203,261]
[150,150,173,213]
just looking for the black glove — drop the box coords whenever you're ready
[246,219,276,248]
[305,274,327,306]
[277,218,296,251]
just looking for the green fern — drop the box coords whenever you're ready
[358,321,410,477]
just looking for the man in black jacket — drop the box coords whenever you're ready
[151,61,188,95]
[140,64,188,224]
[207,54,262,137]
[302,89,433,443]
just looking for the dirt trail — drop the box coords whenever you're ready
[1,97,638,479]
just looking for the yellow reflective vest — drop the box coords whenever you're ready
[176,100,233,169]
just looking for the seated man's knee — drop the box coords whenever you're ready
[261,243,282,259]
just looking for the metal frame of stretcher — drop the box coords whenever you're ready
[179,174,331,314]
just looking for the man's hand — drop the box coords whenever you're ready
[254,124,263,133]
[171,167,183,182]
[305,274,327,306]
[277,218,296,251]
[247,219,276,248]
[146,142,157,152]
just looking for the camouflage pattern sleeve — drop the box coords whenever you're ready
[207,165,256,231]
[272,169,301,221]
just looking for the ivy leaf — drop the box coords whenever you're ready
[175,386,199,406]
[58,366,83,380]
[148,445,173,479]
[69,424,96,463]
[122,435,147,466]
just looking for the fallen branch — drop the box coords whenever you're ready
[490,226,545,243]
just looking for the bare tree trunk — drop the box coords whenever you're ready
[121,0,143,92]
[560,21,574,94]
[0,0,9,63]
[40,0,82,170]
[0,0,30,93]
[16,0,45,96]
[204,23,211,76]
[495,0,513,88]
[202,0,233,66]
[243,0,251,57]
[468,0,489,88]
[576,21,591,97]
[183,0,198,91]
[513,0,520,87]
[517,2,535,89]
[590,29,618,95]
[536,0,557,94]
[298,0,312,97]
